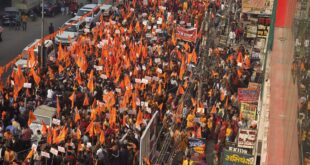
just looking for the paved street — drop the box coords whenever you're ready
[0,14,71,66]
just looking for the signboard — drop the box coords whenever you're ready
[250,48,260,60]
[240,103,257,121]
[188,138,207,164]
[246,25,257,39]
[248,82,261,91]
[257,25,269,38]
[227,146,251,155]
[237,129,257,149]
[221,149,254,165]
[241,0,272,15]
[175,26,198,43]
[238,88,259,103]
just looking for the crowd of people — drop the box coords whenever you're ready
[171,0,262,164]
[292,38,310,164]
[0,0,206,164]
[0,0,263,164]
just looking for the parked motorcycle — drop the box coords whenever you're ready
[29,10,37,21]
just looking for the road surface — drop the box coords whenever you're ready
[0,14,71,66]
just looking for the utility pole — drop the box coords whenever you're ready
[40,0,45,69]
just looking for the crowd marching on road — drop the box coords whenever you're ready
[292,21,310,164]
[0,0,264,165]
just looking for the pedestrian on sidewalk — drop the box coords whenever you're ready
[0,26,3,42]
[49,23,54,34]
[15,14,21,31]
[228,30,236,45]
[21,14,28,31]
[61,1,65,16]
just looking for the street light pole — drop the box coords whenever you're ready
[41,0,44,69]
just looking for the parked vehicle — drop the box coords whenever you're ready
[55,17,86,45]
[75,4,101,29]
[100,4,112,17]
[28,9,37,21]
[12,0,40,13]
[29,105,57,136]
[14,39,55,70]
[2,7,21,26]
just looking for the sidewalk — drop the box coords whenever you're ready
[263,27,299,165]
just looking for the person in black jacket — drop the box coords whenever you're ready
[48,23,54,34]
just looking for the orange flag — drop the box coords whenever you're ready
[75,110,81,123]
[13,65,25,100]
[47,128,53,144]
[86,121,94,137]
[58,65,65,73]
[87,70,94,92]
[76,128,81,140]
[55,127,68,144]
[177,86,185,95]
[237,51,243,64]
[75,70,83,85]
[135,21,141,32]
[58,43,64,61]
[171,29,177,46]
[196,127,202,138]
[92,98,97,109]
[237,69,243,78]
[99,130,105,144]
[128,23,133,34]
[211,105,217,114]
[52,128,58,144]
[41,120,47,135]
[83,94,89,106]
[220,90,225,101]
[135,110,143,128]
[159,103,163,111]
[28,110,36,126]
[179,58,185,80]
[109,108,117,127]
[56,96,61,115]
[69,92,75,108]
[157,83,162,95]
[224,97,229,109]
[24,149,34,161]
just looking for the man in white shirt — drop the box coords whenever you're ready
[229,30,236,44]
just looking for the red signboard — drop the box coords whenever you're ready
[175,26,197,43]
[238,88,259,103]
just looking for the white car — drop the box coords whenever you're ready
[75,4,101,29]
[99,4,112,17]
[55,17,86,45]
[14,39,54,70]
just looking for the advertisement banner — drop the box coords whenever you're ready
[175,26,197,43]
[250,48,260,60]
[226,146,251,155]
[222,149,254,165]
[238,88,260,103]
[241,0,272,15]
[188,138,206,164]
[248,82,261,91]
[237,129,257,149]
[240,103,257,121]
